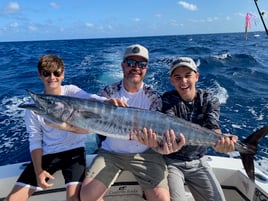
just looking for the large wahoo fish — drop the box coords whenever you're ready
[20,90,268,182]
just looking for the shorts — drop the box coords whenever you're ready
[16,147,86,189]
[86,149,168,190]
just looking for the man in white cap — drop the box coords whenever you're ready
[79,45,185,201]
[138,57,238,201]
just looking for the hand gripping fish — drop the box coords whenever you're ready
[19,90,268,182]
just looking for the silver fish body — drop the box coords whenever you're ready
[20,90,252,153]
[20,90,268,181]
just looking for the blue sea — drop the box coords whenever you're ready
[0,32,267,175]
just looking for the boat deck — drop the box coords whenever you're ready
[1,155,268,201]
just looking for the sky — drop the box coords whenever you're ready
[0,0,267,42]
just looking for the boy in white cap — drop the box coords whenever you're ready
[138,57,238,201]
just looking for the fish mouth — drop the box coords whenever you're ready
[26,89,39,101]
[18,89,47,114]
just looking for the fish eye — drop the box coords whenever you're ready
[47,100,54,105]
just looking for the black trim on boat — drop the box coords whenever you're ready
[110,181,140,186]
[32,187,66,196]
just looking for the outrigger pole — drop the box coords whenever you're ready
[254,0,268,35]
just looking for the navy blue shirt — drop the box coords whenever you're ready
[162,89,220,161]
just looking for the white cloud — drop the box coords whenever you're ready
[178,1,197,11]
[170,19,178,26]
[132,18,141,22]
[207,17,219,22]
[28,25,37,31]
[226,16,231,21]
[155,13,162,18]
[189,16,219,23]
[169,19,184,28]
[236,12,245,17]
[85,22,94,28]
[49,2,60,9]
[9,22,19,28]
[4,2,20,14]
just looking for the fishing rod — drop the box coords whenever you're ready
[254,0,268,35]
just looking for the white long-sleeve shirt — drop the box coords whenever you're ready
[26,85,106,155]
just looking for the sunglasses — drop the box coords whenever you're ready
[124,59,148,69]
[41,70,62,77]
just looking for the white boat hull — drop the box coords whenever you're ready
[0,155,267,201]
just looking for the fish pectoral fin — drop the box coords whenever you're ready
[79,111,102,119]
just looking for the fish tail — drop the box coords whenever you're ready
[240,125,268,182]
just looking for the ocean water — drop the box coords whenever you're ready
[0,32,267,175]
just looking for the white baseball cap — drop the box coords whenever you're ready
[169,57,197,75]
[123,44,149,61]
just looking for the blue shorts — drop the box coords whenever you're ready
[17,147,86,188]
